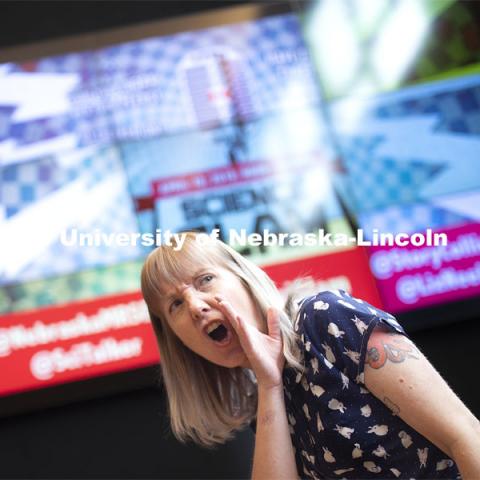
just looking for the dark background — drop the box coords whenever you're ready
[1,1,479,478]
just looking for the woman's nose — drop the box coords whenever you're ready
[185,291,210,319]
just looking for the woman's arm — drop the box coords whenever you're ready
[215,297,299,480]
[253,384,299,480]
[364,324,480,478]
[450,423,480,480]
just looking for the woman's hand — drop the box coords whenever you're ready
[214,295,285,390]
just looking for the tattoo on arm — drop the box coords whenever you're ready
[365,330,420,370]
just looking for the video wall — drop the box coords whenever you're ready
[1,0,480,398]
[304,0,480,312]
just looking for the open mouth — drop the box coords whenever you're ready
[204,321,231,345]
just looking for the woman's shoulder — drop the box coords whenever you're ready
[298,289,398,323]
[294,289,407,383]
[295,289,405,346]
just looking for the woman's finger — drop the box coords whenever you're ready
[213,296,239,330]
[266,307,281,341]
[214,296,254,351]
[213,296,238,329]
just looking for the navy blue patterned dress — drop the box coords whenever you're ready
[282,290,461,479]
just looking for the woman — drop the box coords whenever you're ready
[141,231,479,479]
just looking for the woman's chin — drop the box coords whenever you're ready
[212,353,250,369]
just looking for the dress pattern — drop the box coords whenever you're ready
[282,289,461,479]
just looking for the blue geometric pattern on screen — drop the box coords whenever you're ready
[375,85,480,135]
[1,146,116,218]
[332,76,480,215]
[0,146,143,286]
[1,13,319,153]
[340,136,446,212]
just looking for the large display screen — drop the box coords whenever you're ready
[1,1,479,401]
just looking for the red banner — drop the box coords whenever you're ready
[152,153,330,200]
[264,247,383,308]
[0,292,160,397]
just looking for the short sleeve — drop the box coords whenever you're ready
[299,289,409,385]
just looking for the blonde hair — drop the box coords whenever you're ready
[141,232,304,447]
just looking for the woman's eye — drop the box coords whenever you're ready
[170,299,182,311]
[200,274,214,285]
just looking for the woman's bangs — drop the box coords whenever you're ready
[155,237,223,290]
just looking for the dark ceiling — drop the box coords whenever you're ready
[0,1,265,49]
